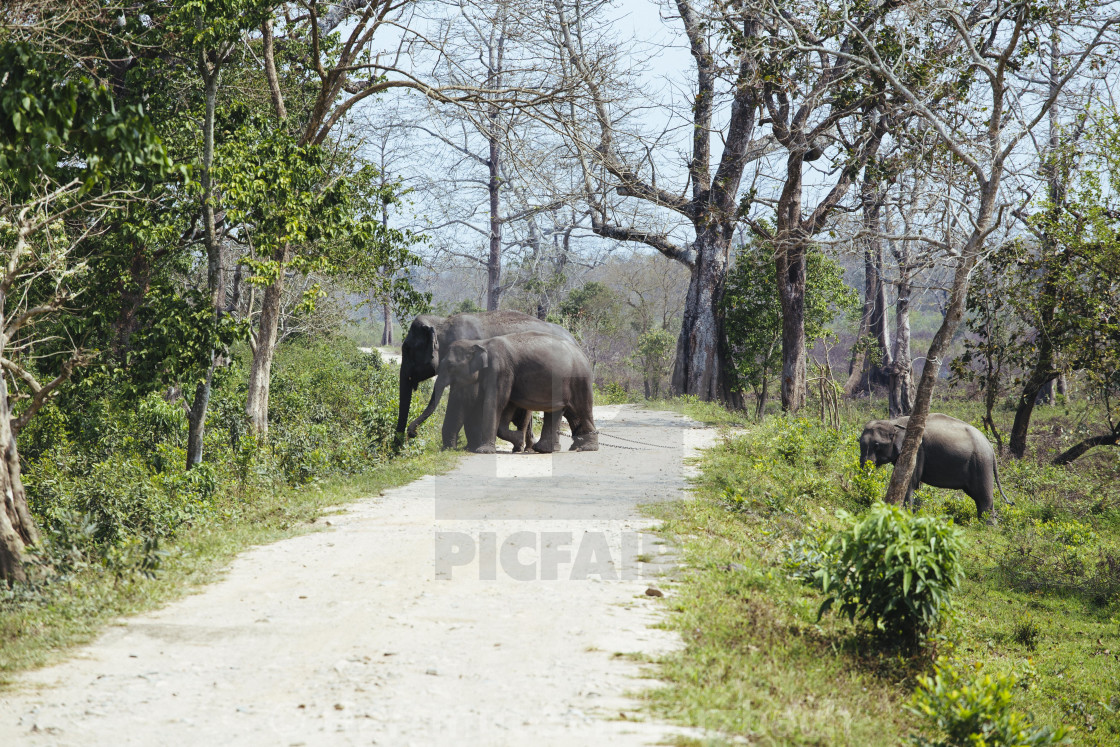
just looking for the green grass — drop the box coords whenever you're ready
[0,447,458,687]
[641,400,1120,746]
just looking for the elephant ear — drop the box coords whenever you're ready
[468,344,489,375]
[891,422,907,460]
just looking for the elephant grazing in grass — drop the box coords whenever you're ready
[859,413,1012,519]
[395,311,575,450]
[408,332,598,454]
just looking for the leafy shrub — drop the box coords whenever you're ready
[994,515,1120,603]
[843,458,890,508]
[787,502,964,646]
[594,380,632,405]
[907,658,1070,746]
[21,335,415,579]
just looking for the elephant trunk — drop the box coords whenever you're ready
[407,372,449,437]
[396,365,416,435]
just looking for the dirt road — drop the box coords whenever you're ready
[0,407,715,746]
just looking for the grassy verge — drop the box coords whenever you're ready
[643,406,1120,745]
[0,446,458,687]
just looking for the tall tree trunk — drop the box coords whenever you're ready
[486,132,502,311]
[186,59,225,469]
[1008,337,1055,458]
[186,357,215,468]
[776,233,807,412]
[0,293,40,584]
[886,189,996,503]
[888,264,914,418]
[774,149,809,413]
[845,176,892,395]
[670,230,733,401]
[885,255,974,503]
[483,22,506,312]
[381,299,393,345]
[1009,29,1065,460]
[246,246,288,435]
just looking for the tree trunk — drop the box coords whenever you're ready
[845,178,892,395]
[0,305,39,583]
[776,234,807,412]
[670,230,734,402]
[1009,33,1064,460]
[381,299,393,345]
[886,219,990,504]
[246,247,288,435]
[888,266,914,418]
[112,244,153,356]
[186,360,214,468]
[483,22,506,312]
[186,58,225,470]
[485,130,502,311]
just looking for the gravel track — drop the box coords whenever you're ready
[0,406,716,746]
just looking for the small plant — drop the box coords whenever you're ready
[842,457,890,508]
[1012,618,1040,651]
[907,658,1071,746]
[787,502,964,647]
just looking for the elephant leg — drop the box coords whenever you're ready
[508,407,532,452]
[532,411,562,453]
[567,406,599,452]
[442,388,467,449]
[470,371,502,454]
[496,403,525,448]
[967,472,995,521]
[523,412,535,451]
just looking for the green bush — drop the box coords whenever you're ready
[843,457,891,508]
[20,335,412,578]
[908,658,1071,746]
[787,502,964,646]
[594,381,632,405]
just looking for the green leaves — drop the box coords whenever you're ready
[787,502,964,647]
[0,42,174,195]
[908,658,1071,746]
[721,239,858,399]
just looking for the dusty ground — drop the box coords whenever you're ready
[0,406,717,746]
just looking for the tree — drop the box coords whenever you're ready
[722,239,857,417]
[1005,28,1113,458]
[238,0,568,435]
[0,32,173,583]
[553,0,770,404]
[800,0,1120,504]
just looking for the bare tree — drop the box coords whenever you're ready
[800,0,1120,503]
[555,0,899,410]
[553,0,771,404]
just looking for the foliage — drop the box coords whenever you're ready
[908,658,1071,747]
[0,41,174,194]
[648,397,1120,743]
[216,110,426,318]
[629,326,675,398]
[722,240,858,409]
[20,337,414,574]
[788,503,964,646]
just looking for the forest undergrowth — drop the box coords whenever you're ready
[644,395,1120,746]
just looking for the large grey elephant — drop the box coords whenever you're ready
[408,332,598,453]
[859,413,1012,518]
[395,311,575,449]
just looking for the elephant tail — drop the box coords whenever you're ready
[994,461,1014,506]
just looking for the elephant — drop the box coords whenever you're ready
[395,310,576,450]
[859,413,1013,519]
[407,332,598,454]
